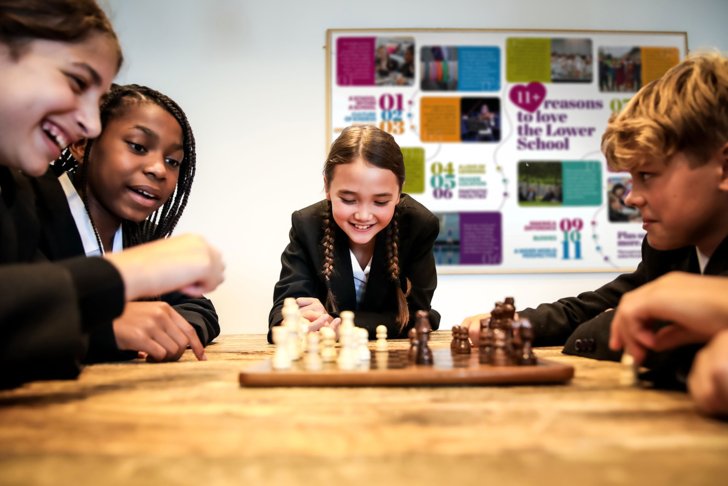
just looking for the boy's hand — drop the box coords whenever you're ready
[688,330,728,417]
[460,313,491,346]
[610,272,728,364]
[113,301,206,362]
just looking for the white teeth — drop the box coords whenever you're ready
[132,188,157,199]
[41,121,68,149]
[354,224,372,230]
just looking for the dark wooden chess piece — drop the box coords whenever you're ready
[456,326,471,354]
[414,310,433,365]
[407,327,418,363]
[502,297,516,321]
[519,319,537,365]
[492,328,509,366]
[511,319,524,364]
[450,325,460,352]
[478,317,494,365]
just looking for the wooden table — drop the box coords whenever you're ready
[1,333,726,485]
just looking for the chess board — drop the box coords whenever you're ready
[238,347,574,387]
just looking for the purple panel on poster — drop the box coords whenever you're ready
[459,212,502,264]
[337,37,376,86]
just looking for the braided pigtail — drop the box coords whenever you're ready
[386,206,410,331]
[321,200,338,314]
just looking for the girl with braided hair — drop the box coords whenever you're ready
[0,0,223,388]
[268,125,440,342]
[33,83,220,362]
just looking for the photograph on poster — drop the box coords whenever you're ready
[328,29,687,273]
[607,176,641,223]
[551,38,593,83]
[461,98,501,142]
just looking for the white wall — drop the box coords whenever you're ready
[103,0,728,334]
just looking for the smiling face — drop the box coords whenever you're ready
[0,34,119,176]
[624,147,728,256]
[81,102,183,232]
[326,157,401,255]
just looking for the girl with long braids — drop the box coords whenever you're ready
[268,125,440,342]
[0,0,223,388]
[35,84,220,362]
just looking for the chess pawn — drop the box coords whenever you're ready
[339,310,355,332]
[519,319,537,366]
[375,325,388,351]
[298,319,310,355]
[479,326,494,365]
[456,326,471,355]
[272,326,291,370]
[407,327,418,363]
[357,328,371,362]
[450,325,460,352]
[282,300,301,361]
[492,328,509,366]
[337,324,356,370]
[414,310,433,366]
[320,326,337,363]
[303,331,323,371]
[374,349,389,370]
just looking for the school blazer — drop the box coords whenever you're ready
[268,194,440,343]
[520,235,728,363]
[0,167,124,388]
[29,169,220,362]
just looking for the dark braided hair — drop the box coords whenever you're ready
[0,0,123,69]
[60,83,196,248]
[322,125,411,330]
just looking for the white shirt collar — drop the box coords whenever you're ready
[696,247,710,274]
[59,172,123,256]
[350,249,372,305]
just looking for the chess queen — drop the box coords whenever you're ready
[269,126,440,341]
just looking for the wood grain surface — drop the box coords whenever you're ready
[1,332,726,486]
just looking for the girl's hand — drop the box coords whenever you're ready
[113,301,206,362]
[296,297,328,322]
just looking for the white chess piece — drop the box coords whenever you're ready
[282,299,301,361]
[339,310,355,332]
[357,328,371,362]
[303,332,323,371]
[375,324,388,351]
[272,326,291,370]
[320,327,337,363]
[337,324,356,370]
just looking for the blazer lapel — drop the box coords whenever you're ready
[361,233,390,309]
[330,227,357,312]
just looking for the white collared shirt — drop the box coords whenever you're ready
[59,172,123,256]
[350,249,372,306]
[696,247,710,274]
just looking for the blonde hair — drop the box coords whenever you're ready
[602,51,728,171]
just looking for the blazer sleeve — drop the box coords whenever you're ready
[0,258,125,388]
[268,207,325,342]
[518,263,647,346]
[162,292,220,345]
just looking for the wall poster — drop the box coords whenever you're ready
[326,29,688,273]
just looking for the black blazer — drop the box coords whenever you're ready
[0,167,124,388]
[30,169,220,362]
[520,236,728,362]
[269,194,440,342]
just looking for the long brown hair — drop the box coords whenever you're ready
[322,125,410,330]
[0,0,123,69]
